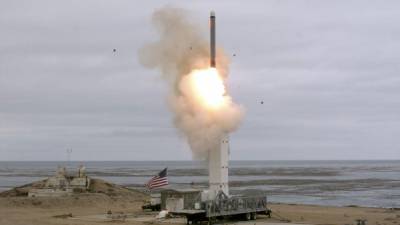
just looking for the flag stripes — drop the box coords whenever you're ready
[146,168,168,189]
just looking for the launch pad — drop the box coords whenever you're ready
[168,133,268,224]
[208,135,229,199]
[166,11,269,224]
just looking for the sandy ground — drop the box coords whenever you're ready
[1,179,399,225]
[0,195,399,225]
[269,203,399,225]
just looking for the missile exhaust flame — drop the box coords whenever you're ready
[187,68,225,109]
[139,7,243,159]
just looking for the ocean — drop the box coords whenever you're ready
[0,160,399,208]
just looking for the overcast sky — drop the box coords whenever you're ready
[1,0,399,161]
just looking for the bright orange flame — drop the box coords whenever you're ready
[189,68,225,109]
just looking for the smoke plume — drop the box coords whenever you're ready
[139,7,243,159]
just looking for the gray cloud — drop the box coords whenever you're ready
[0,0,399,160]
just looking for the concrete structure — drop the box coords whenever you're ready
[45,165,89,190]
[28,188,73,197]
[28,165,90,197]
[208,135,229,199]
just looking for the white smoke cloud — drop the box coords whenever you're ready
[139,6,243,159]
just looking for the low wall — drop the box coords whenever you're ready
[28,188,73,197]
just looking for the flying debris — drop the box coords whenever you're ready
[113,49,116,52]
[260,101,264,104]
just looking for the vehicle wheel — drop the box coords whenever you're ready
[266,209,272,218]
[251,212,257,220]
[244,213,251,221]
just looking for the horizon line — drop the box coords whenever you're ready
[1,159,399,162]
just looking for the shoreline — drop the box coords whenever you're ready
[1,185,398,209]
[0,178,399,225]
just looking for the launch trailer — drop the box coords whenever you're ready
[169,192,269,225]
[166,11,272,224]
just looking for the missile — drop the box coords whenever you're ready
[210,11,216,68]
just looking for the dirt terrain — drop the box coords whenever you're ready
[0,179,399,225]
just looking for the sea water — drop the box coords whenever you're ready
[0,160,399,208]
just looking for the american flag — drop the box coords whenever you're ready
[146,168,168,189]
